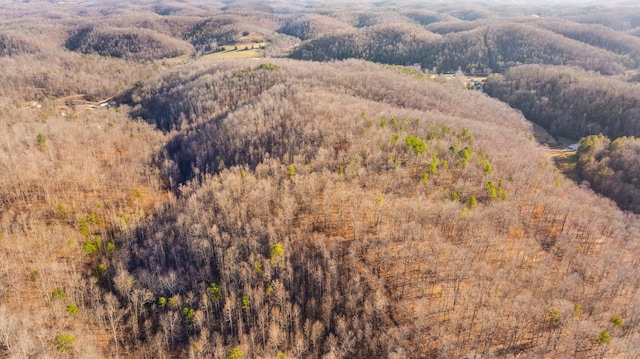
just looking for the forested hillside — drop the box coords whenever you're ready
[284,2,640,75]
[577,135,640,214]
[65,25,193,61]
[484,65,640,140]
[2,1,640,358]
[289,23,628,74]
[0,33,39,57]
[484,66,640,213]
[106,58,640,358]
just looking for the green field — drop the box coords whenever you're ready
[205,43,268,59]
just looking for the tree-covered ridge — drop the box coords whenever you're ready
[577,135,640,213]
[0,33,40,57]
[559,4,640,32]
[126,58,529,183]
[277,14,353,41]
[65,25,194,61]
[126,62,290,132]
[87,59,640,358]
[3,0,639,76]
[183,16,242,52]
[484,65,640,140]
[533,19,640,65]
[277,2,640,75]
[290,22,628,74]
[119,108,495,357]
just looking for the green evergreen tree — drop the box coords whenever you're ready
[228,347,244,359]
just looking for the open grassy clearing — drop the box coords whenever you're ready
[530,120,580,182]
[204,42,268,59]
[551,151,580,182]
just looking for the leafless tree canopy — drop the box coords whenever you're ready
[1,1,640,358]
